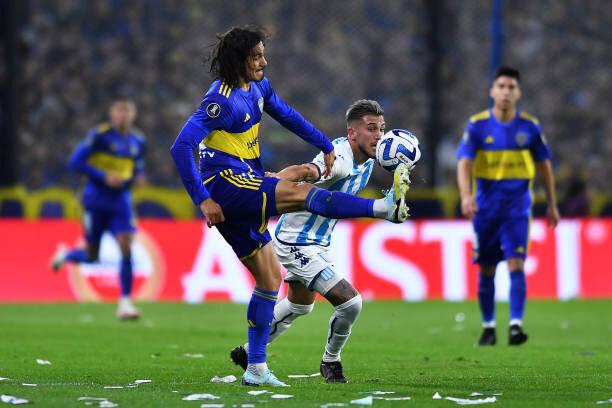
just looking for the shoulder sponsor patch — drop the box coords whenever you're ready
[206,102,221,118]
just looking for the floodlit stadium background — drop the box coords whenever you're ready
[1,0,611,301]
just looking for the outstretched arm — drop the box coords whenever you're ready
[268,163,320,182]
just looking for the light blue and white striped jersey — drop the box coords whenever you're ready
[275,137,374,247]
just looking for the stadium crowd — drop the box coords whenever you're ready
[18,0,611,204]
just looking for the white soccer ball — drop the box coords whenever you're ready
[376,129,421,173]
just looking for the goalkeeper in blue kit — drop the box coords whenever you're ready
[170,26,411,386]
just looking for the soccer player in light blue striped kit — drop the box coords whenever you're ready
[231,100,401,383]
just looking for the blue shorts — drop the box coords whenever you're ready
[472,215,529,266]
[204,169,279,259]
[83,202,136,245]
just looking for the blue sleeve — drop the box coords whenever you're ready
[456,121,479,160]
[530,124,552,162]
[259,78,334,154]
[134,138,146,176]
[170,94,231,206]
[68,130,106,183]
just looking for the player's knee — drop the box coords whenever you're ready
[335,294,362,325]
[480,266,496,277]
[288,301,314,316]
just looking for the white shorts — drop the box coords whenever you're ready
[273,239,343,295]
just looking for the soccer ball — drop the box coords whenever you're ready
[376,129,421,173]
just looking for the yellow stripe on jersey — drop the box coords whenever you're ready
[203,175,216,185]
[219,170,262,190]
[259,192,268,233]
[96,122,111,133]
[469,110,490,123]
[204,123,260,160]
[520,111,539,125]
[88,152,134,180]
[473,149,535,180]
[218,82,232,98]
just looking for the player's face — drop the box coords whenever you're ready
[110,101,136,131]
[348,114,385,159]
[490,76,521,110]
[245,42,267,82]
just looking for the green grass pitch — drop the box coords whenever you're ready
[1,301,610,407]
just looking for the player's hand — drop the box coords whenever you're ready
[547,204,560,228]
[264,171,278,178]
[322,150,335,178]
[105,172,124,188]
[200,198,225,228]
[461,196,478,219]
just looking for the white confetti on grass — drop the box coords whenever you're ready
[597,400,612,405]
[247,390,269,396]
[320,404,348,408]
[182,394,220,401]
[374,396,411,401]
[470,392,502,397]
[349,396,373,405]
[445,396,497,405]
[271,394,293,399]
[35,359,51,365]
[433,392,442,399]
[184,353,205,358]
[133,380,152,385]
[21,384,36,387]
[360,391,396,395]
[77,397,118,407]
[0,378,9,381]
[199,405,224,408]
[1,394,31,405]
[103,386,123,389]
[287,373,321,378]
[210,375,237,383]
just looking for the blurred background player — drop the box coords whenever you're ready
[51,98,146,320]
[231,100,396,383]
[456,66,560,346]
[170,26,410,386]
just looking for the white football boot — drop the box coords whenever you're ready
[116,297,141,321]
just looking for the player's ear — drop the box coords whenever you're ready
[347,126,356,140]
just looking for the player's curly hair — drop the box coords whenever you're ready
[209,26,268,88]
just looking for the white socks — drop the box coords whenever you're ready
[322,295,362,362]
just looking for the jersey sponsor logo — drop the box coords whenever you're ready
[258,97,264,112]
[462,131,469,142]
[68,231,164,302]
[515,132,528,147]
[246,136,259,150]
[244,113,251,122]
[206,102,221,118]
[485,136,494,144]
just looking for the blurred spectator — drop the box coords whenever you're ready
[16,0,611,195]
[561,169,592,217]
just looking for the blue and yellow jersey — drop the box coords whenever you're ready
[456,109,551,218]
[171,77,333,206]
[69,122,145,210]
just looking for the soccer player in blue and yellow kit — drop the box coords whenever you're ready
[170,26,411,386]
[457,67,560,346]
[51,98,146,320]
